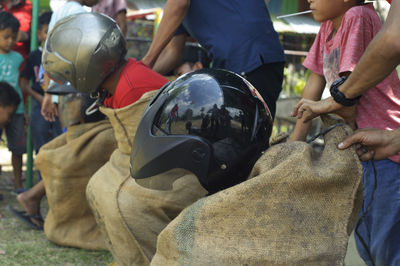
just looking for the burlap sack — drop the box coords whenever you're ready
[151,115,363,265]
[35,120,117,250]
[87,91,207,265]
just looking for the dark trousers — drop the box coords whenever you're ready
[244,61,284,121]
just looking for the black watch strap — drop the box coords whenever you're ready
[329,76,361,107]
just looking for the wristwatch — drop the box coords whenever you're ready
[329,76,361,106]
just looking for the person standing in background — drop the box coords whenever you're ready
[0,0,32,65]
[0,11,26,193]
[20,11,62,177]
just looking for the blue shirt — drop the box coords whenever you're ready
[0,51,24,114]
[177,0,285,74]
[21,48,44,96]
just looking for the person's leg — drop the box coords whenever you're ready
[30,100,62,180]
[244,62,285,120]
[5,113,26,190]
[355,159,400,266]
[16,180,45,227]
[30,100,50,153]
[11,153,23,189]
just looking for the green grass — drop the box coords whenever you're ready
[0,167,113,265]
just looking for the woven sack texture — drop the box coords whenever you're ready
[151,115,363,266]
[35,120,117,250]
[87,91,206,265]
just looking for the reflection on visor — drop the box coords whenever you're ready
[152,76,260,148]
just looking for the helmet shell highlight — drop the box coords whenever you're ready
[42,12,127,93]
[130,69,272,193]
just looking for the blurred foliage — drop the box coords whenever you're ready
[281,63,310,98]
[126,19,154,59]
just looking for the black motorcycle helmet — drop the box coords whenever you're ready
[130,69,272,193]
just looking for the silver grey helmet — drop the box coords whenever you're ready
[42,12,127,94]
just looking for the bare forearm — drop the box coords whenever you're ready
[393,129,400,153]
[142,0,190,68]
[30,90,44,104]
[152,34,186,75]
[290,72,325,141]
[340,0,400,98]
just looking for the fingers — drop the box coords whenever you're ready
[292,100,307,119]
[54,106,59,117]
[359,150,375,162]
[338,134,359,150]
[291,102,301,118]
[48,112,55,122]
[339,134,375,161]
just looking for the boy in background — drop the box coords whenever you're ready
[0,11,26,193]
[0,81,21,217]
[20,11,62,168]
[0,82,20,134]
[291,0,400,265]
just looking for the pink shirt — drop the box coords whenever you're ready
[304,4,400,163]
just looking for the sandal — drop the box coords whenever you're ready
[7,205,44,230]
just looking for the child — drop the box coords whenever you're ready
[1,0,32,63]
[20,11,63,161]
[291,0,400,265]
[44,13,271,264]
[42,12,168,110]
[0,82,21,136]
[41,12,171,260]
[40,0,100,122]
[0,81,20,217]
[12,87,108,231]
[0,11,26,193]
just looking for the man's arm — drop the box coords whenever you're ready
[19,77,44,104]
[40,74,59,122]
[141,0,190,68]
[338,128,400,161]
[152,34,186,75]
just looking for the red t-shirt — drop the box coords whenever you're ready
[104,58,168,109]
[3,0,32,60]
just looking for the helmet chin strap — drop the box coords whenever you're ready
[85,100,99,116]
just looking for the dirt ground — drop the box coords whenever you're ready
[0,146,366,265]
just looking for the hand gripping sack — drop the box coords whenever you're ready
[86,91,207,265]
[151,115,363,265]
[35,120,117,250]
